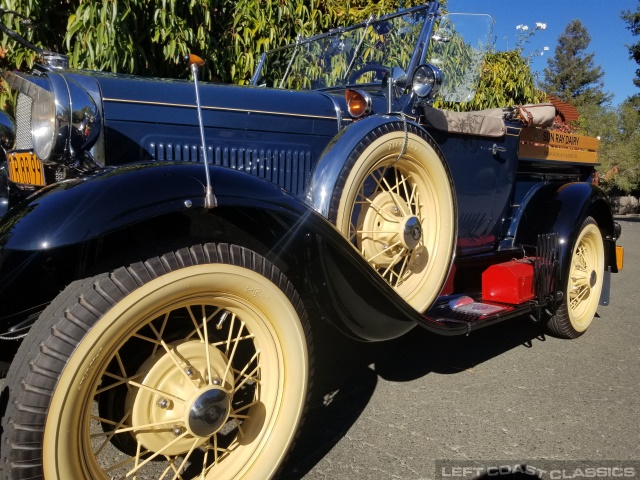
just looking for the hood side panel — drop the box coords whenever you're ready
[95,74,339,196]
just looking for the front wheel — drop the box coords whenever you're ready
[1,243,312,480]
[547,217,605,338]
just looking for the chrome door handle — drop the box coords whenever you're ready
[492,144,507,155]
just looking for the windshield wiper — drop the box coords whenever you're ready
[343,15,375,83]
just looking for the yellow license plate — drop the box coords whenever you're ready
[7,151,46,186]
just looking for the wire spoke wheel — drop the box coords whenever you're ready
[334,126,455,312]
[2,244,311,480]
[547,217,605,338]
[566,222,604,331]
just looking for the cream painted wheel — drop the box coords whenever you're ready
[1,244,311,480]
[547,217,605,338]
[334,125,455,312]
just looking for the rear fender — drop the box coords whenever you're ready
[0,162,424,341]
[512,181,616,276]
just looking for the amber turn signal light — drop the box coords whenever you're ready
[345,89,371,118]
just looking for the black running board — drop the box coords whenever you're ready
[418,296,537,335]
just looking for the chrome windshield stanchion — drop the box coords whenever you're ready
[187,54,216,209]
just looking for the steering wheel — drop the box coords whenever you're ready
[348,64,388,84]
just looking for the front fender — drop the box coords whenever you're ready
[0,162,432,341]
[0,163,206,251]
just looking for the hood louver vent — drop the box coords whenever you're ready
[149,142,312,196]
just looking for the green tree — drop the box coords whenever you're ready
[541,19,611,107]
[0,0,547,114]
[437,21,545,111]
[578,101,640,194]
[623,3,640,88]
[622,2,640,101]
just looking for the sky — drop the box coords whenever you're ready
[448,0,639,106]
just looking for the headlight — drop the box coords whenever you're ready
[412,64,443,99]
[2,71,101,165]
[31,87,56,160]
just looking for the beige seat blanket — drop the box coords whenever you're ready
[422,103,556,138]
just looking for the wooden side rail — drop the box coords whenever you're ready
[518,127,599,164]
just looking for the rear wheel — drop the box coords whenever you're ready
[1,243,312,480]
[547,217,605,338]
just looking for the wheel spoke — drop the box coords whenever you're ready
[211,333,254,347]
[128,380,186,404]
[91,408,132,456]
[369,168,388,193]
[399,170,411,203]
[232,399,259,414]
[571,274,589,286]
[224,313,237,356]
[115,352,133,393]
[97,371,144,395]
[126,431,189,476]
[133,440,143,480]
[222,321,247,383]
[574,246,588,270]
[229,413,250,420]
[153,312,172,355]
[158,459,179,480]
[132,332,162,346]
[366,241,402,264]
[202,305,213,386]
[407,182,417,207]
[395,253,411,285]
[380,248,406,284]
[103,446,151,474]
[148,323,199,387]
[349,220,359,242]
[171,438,201,480]
[359,196,399,223]
[570,285,590,310]
[380,174,405,215]
[114,418,181,435]
[201,447,210,479]
[187,307,205,343]
[233,363,260,393]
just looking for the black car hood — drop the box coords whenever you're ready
[74,71,342,136]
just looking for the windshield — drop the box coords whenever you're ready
[428,13,494,102]
[252,5,431,91]
[250,6,493,104]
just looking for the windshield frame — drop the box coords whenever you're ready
[249,2,440,90]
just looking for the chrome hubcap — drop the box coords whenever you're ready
[403,216,422,249]
[187,388,231,437]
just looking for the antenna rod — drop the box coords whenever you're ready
[186,54,216,209]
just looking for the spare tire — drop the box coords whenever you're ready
[329,122,456,313]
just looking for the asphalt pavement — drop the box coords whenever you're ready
[287,216,640,479]
[1,218,638,480]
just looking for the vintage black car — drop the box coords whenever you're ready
[0,2,623,479]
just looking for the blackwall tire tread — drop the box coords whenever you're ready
[1,243,313,480]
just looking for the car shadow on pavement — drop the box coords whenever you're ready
[281,317,546,479]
